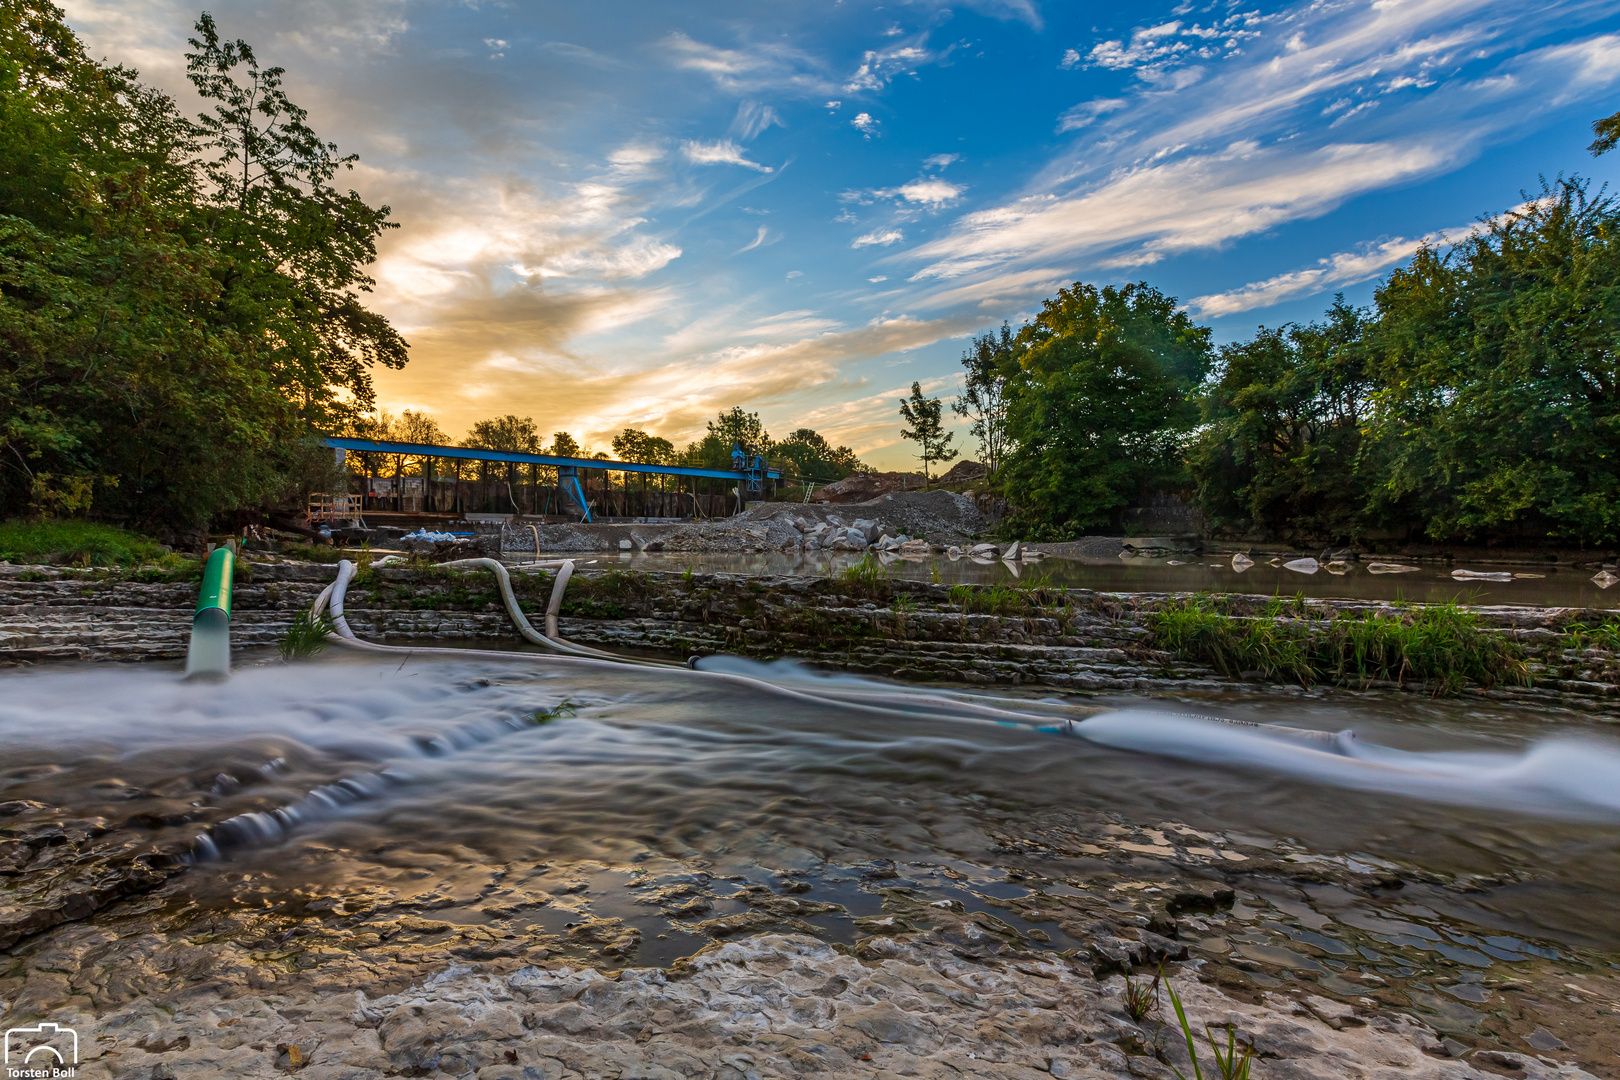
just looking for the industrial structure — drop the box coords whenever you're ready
[319,436,780,523]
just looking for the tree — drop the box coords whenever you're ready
[185,14,406,427]
[952,323,1013,473]
[706,407,771,453]
[611,427,675,464]
[1590,107,1620,156]
[0,5,408,533]
[998,282,1212,540]
[772,428,865,484]
[1361,177,1620,542]
[464,415,539,453]
[1189,298,1373,541]
[550,432,581,458]
[898,382,958,486]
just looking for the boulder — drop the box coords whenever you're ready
[898,539,930,555]
[970,543,1000,559]
[1003,540,1022,560]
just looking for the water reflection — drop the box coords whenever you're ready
[534,550,1620,609]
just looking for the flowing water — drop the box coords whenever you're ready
[3,647,1618,1066]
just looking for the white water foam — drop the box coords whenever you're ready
[1075,710,1620,821]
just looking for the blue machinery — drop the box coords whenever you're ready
[323,436,781,523]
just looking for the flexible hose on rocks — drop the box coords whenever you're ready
[310,559,1358,750]
[308,558,1116,729]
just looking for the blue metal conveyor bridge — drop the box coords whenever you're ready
[322,436,780,523]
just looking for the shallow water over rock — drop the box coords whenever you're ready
[1,652,1617,1073]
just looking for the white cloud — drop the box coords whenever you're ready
[663,31,834,96]
[1081,13,1264,82]
[910,140,1451,281]
[736,226,778,254]
[852,112,880,136]
[730,100,785,141]
[681,139,773,172]
[923,153,960,170]
[844,43,933,93]
[853,228,904,248]
[896,178,963,206]
[868,275,888,282]
[1056,97,1127,132]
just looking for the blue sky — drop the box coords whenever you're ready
[63,0,1620,467]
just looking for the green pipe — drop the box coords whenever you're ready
[196,546,234,618]
[185,546,234,680]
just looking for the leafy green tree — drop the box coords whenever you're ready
[1190,298,1373,540]
[185,14,406,426]
[611,427,675,464]
[1363,177,1620,542]
[898,382,958,486]
[998,282,1212,540]
[706,407,771,453]
[0,4,406,533]
[550,432,582,458]
[464,415,540,453]
[952,323,1013,473]
[771,428,865,483]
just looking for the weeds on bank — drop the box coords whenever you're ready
[1565,618,1620,651]
[1148,595,1526,694]
[279,610,335,660]
[0,518,178,567]
[838,554,891,597]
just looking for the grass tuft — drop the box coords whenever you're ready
[279,610,335,660]
[1148,596,1526,694]
[1163,972,1254,1080]
[838,554,891,597]
[1122,967,1160,1023]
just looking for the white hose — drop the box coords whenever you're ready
[308,558,1110,727]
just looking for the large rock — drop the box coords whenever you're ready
[810,472,928,503]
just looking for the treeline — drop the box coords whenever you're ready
[0,4,403,534]
[344,406,866,489]
[964,174,1620,547]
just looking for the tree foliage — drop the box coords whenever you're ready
[0,3,405,533]
[772,428,865,483]
[952,323,1013,473]
[898,381,958,485]
[1190,298,1373,541]
[611,427,675,464]
[997,282,1212,539]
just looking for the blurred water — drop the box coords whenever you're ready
[2,651,1617,961]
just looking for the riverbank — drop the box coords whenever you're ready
[5,561,1620,713]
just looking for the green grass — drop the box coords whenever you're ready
[949,582,1028,616]
[837,554,891,596]
[279,610,335,660]
[1164,972,1253,1080]
[1148,596,1527,694]
[1565,619,1620,651]
[0,518,176,567]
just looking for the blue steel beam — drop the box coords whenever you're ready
[323,436,781,482]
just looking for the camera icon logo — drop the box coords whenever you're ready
[4,1021,78,1069]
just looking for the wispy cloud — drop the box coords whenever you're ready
[681,139,773,173]
[853,228,904,248]
[851,112,880,136]
[899,1,1620,306]
[663,30,833,96]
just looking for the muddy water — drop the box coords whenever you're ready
[2,651,1618,1067]
[581,550,1620,607]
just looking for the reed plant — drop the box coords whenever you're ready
[279,610,335,660]
[1149,596,1526,694]
[838,554,892,597]
[1163,974,1254,1080]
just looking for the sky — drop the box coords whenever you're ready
[59,0,1620,468]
